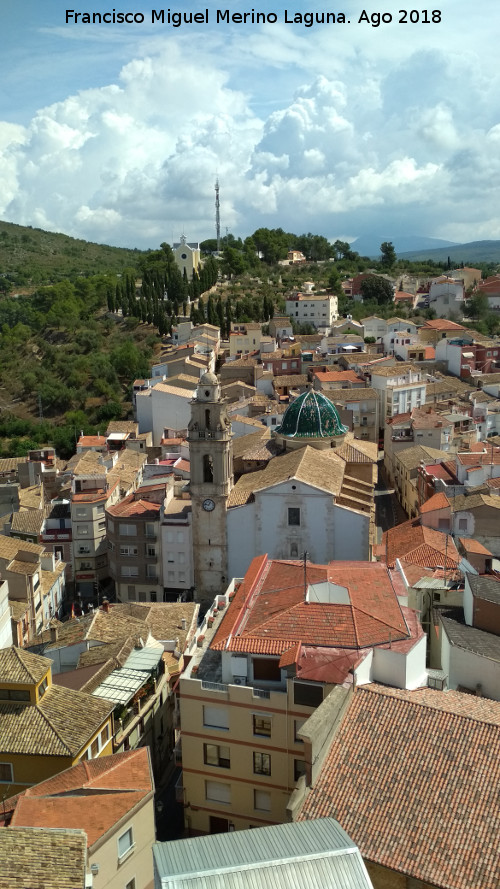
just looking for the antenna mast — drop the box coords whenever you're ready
[215,178,221,253]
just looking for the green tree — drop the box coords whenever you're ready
[380,241,396,268]
[360,275,394,305]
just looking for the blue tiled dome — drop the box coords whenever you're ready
[276,389,348,439]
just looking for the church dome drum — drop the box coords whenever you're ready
[275,387,348,447]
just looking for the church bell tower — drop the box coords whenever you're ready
[188,372,233,605]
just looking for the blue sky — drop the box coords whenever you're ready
[0,0,498,249]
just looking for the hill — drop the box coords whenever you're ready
[0,220,145,288]
[398,240,500,264]
[352,235,458,258]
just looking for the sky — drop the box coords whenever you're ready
[0,0,498,250]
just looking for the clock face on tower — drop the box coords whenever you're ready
[202,498,215,512]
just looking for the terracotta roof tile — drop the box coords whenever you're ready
[212,559,410,655]
[419,492,450,513]
[382,519,459,569]
[299,683,500,889]
[6,749,153,848]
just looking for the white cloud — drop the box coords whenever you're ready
[1,9,500,247]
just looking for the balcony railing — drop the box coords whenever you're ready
[253,688,271,699]
[201,680,228,693]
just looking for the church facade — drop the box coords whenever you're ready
[187,379,376,604]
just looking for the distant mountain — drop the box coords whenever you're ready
[352,235,459,258]
[398,240,500,263]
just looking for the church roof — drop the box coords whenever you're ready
[276,389,348,440]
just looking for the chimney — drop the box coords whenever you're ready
[101,597,110,613]
[50,626,58,643]
[181,617,187,630]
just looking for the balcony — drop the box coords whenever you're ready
[392,433,414,442]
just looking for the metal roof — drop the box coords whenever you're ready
[91,642,163,704]
[123,644,163,672]
[91,667,148,705]
[153,819,373,889]
[413,578,454,590]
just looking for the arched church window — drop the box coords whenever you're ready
[205,409,211,430]
[203,454,214,483]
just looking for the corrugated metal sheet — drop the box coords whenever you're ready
[91,667,147,704]
[153,819,373,889]
[123,643,163,672]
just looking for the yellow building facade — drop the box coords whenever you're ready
[0,647,113,796]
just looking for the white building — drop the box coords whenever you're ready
[136,382,196,445]
[0,578,12,649]
[370,365,426,421]
[186,379,376,603]
[286,284,338,329]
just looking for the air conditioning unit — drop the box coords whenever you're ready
[233,676,246,686]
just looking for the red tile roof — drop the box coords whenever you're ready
[77,435,107,447]
[299,683,500,889]
[107,494,162,518]
[422,319,466,330]
[211,557,411,655]
[313,370,364,383]
[419,492,450,514]
[381,519,459,569]
[5,749,153,847]
[459,537,492,555]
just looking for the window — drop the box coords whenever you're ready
[294,719,305,742]
[293,682,323,708]
[294,759,306,781]
[145,523,156,538]
[120,524,137,537]
[253,715,271,737]
[121,566,139,578]
[458,518,468,531]
[203,705,229,730]
[101,723,110,745]
[254,789,271,811]
[205,780,231,804]
[288,507,300,526]
[204,743,230,768]
[252,658,280,681]
[125,880,136,889]
[203,454,214,484]
[253,752,271,775]
[120,545,138,557]
[146,544,156,557]
[91,737,99,758]
[38,678,47,699]
[118,827,134,859]
[0,763,13,783]
[0,689,30,702]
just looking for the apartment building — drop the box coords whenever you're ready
[286,286,338,329]
[71,467,120,600]
[106,484,164,604]
[370,364,426,424]
[0,534,65,637]
[178,555,426,835]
